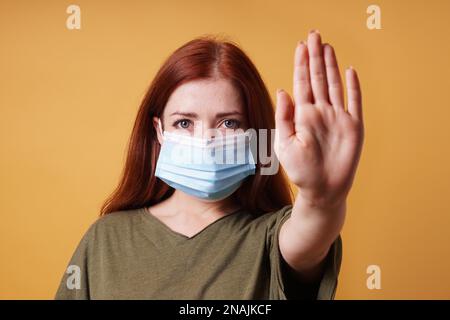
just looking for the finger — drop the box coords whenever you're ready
[346,67,363,121]
[307,30,329,104]
[275,89,295,140]
[323,43,344,109]
[293,41,313,105]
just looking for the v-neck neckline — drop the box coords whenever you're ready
[139,206,244,243]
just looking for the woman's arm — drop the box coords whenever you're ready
[275,30,364,283]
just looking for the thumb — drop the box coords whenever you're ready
[275,89,295,141]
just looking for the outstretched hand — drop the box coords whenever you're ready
[274,30,364,208]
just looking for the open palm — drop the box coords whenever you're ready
[274,31,364,207]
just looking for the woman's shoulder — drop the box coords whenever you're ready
[236,204,293,236]
[82,207,145,241]
[248,204,293,226]
[96,207,143,225]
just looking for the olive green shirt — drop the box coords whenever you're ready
[55,205,342,300]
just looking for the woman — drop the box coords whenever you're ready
[55,30,363,300]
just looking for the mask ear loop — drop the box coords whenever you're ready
[157,118,165,141]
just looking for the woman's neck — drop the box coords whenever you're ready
[156,189,241,220]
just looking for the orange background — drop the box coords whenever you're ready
[1,0,450,299]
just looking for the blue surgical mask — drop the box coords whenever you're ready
[155,120,256,201]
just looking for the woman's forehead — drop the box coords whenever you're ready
[164,78,243,117]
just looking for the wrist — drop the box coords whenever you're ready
[295,186,347,211]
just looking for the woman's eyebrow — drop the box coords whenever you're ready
[169,111,243,118]
[215,111,243,118]
[169,111,198,118]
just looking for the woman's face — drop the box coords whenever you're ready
[154,78,248,143]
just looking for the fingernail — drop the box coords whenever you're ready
[309,29,319,34]
[277,88,283,95]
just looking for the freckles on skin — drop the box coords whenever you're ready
[162,78,248,135]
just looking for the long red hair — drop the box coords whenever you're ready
[100,35,293,216]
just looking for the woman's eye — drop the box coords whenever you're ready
[174,119,192,129]
[222,119,240,129]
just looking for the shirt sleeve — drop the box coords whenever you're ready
[266,205,343,300]
[54,223,95,300]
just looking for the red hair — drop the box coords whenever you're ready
[100,35,293,216]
